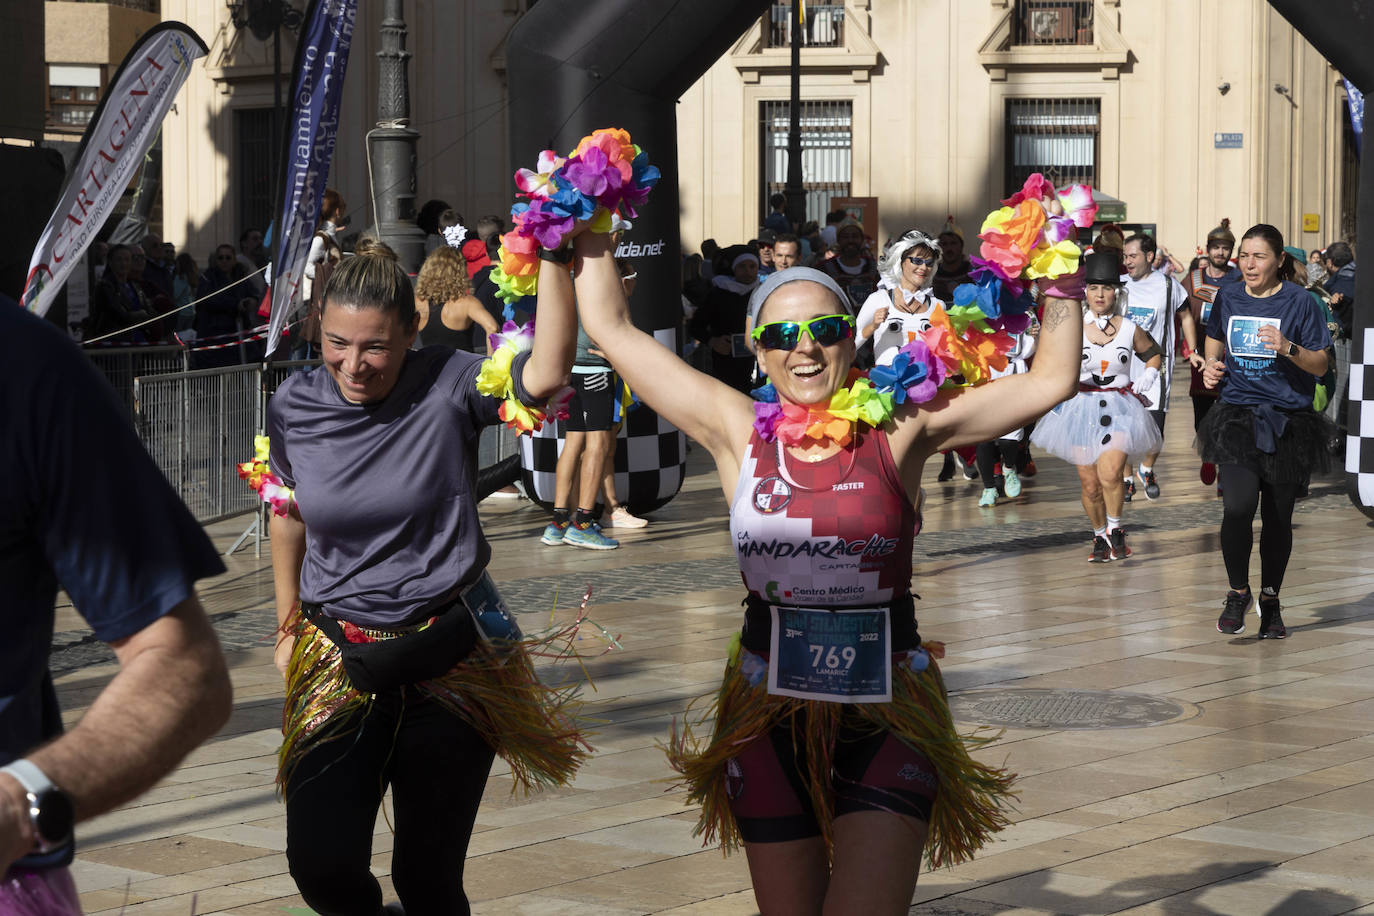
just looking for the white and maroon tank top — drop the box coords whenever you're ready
[1080,314,1139,390]
[730,427,914,607]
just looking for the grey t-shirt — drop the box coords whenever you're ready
[267,346,533,627]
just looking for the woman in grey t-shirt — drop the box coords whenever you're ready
[265,244,584,915]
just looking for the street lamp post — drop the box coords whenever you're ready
[367,0,425,273]
[784,0,806,230]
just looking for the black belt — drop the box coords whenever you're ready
[740,593,919,654]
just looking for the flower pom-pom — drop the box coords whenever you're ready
[1001,173,1055,208]
[753,401,783,442]
[1056,184,1098,228]
[237,437,294,516]
[442,223,468,249]
[896,339,946,403]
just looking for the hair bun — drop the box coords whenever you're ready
[353,238,398,260]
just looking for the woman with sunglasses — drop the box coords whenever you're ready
[575,225,1083,912]
[855,229,943,367]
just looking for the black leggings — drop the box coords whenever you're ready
[976,439,1021,489]
[1218,463,1299,593]
[284,688,496,916]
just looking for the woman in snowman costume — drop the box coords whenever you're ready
[1032,249,1163,562]
[855,229,945,367]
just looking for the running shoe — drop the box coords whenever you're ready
[540,521,568,546]
[1123,477,1135,502]
[1109,527,1131,560]
[600,505,648,528]
[1021,458,1038,478]
[1217,589,1252,634]
[1139,467,1160,500]
[1258,596,1288,639]
[1200,462,1217,485]
[563,523,619,550]
[962,459,979,481]
[978,488,998,507]
[937,452,955,482]
[1003,467,1022,498]
[1089,536,1112,563]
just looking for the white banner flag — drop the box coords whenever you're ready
[21,23,207,317]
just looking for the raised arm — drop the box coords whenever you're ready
[890,295,1082,462]
[572,233,756,469]
[518,256,577,399]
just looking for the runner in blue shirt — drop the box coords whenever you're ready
[1199,224,1335,639]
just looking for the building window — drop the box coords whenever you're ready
[1005,98,1099,193]
[762,1,845,49]
[760,99,852,226]
[235,108,275,238]
[1014,1,1094,46]
[47,64,103,130]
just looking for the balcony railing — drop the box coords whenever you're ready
[762,2,846,49]
[1013,1,1094,47]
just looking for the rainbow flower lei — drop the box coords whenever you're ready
[490,127,660,313]
[237,435,295,516]
[753,174,1096,449]
[956,172,1098,315]
[476,319,573,434]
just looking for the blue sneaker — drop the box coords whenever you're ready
[1003,467,1022,498]
[563,523,619,550]
[540,522,568,546]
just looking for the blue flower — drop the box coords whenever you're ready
[868,352,929,405]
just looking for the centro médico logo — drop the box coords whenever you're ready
[764,581,792,602]
[614,239,667,258]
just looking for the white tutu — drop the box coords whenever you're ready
[1031,389,1162,466]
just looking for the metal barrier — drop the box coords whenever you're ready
[133,360,320,527]
[87,345,188,417]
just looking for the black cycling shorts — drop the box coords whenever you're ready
[566,370,616,432]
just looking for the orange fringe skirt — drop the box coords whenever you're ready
[279,618,589,795]
[666,635,1016,869]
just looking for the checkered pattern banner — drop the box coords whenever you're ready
[520,328,688,512]
[1345,326,1374,510]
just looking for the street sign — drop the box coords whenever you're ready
[1214,132,1243,149]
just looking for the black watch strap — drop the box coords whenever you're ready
[538,245,574,265]
[1287,341,1298,358]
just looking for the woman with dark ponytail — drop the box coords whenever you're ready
[1199,223,1335,640]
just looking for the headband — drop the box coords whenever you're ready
[748,266,853,324]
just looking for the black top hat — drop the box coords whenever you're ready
[1083,250,1123,285]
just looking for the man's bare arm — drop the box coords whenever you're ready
[1,596,231,851]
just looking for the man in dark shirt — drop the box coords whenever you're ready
[1,301,231,900]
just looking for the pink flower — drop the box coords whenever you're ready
[1001,173,1055,208]
[514,150,563,199]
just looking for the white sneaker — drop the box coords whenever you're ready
[600,505,648,528]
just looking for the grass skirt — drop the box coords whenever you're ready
[1195,401,1332,487]
[280,619,589,795]
[1031,389,1161,466]
[666,639,1016,869]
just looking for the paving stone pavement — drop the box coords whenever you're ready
[41,407,1374,915]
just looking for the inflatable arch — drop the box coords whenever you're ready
[507,0,1372,517]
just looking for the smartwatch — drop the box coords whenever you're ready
[538,245,574,265]
[1286,341,1298,358]
[1,759,75,854]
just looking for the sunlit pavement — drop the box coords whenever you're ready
[53,397,1374,915]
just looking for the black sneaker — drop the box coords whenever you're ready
[963,460,980,481]
[1217,590,1252,634]
[1109,527,1131,560]
[1258,596,1288,639]
[937,452,955,482]
[1089,536,1112,563]
[1140,468,1160,500]
[1123,478,1135,502]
